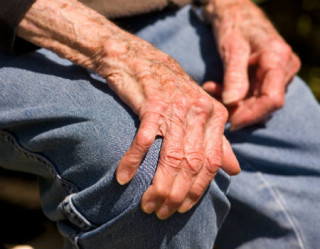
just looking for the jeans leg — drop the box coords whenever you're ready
[0,9,230,247]
[215,78,320,249]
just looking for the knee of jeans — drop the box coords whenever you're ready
[57,138,162,234]
[58,170,230,249]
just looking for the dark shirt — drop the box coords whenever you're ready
[0,0,208,52]
[0,0,36,52]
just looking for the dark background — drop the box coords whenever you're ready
[255,0,320,101]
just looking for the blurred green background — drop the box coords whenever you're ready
[254,0,320,101]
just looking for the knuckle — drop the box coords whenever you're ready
[270,39,288,52]
[205,163,220,177]
[159,150,183,171]
[154,184,170,199]
[270,40,292,62]
[188,183,205,201]
[184,152,204,175]
[214,102,229,122]
[270,95,285,110]
[281,43,293,57]
[136,130,154,149]
[166,192,184,206]
[192,98,213,116]
[205,156,222,175]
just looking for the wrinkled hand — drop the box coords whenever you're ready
[202,0,301,130]
[16,0,239,220]
[96,33,240,219]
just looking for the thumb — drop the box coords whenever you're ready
[221,36,250,105]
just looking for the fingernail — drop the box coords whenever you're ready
[222,90,241,105]
[156,205,173,220]
[116,171,130,185]
[142,202,157,214]
[229,125,239,131]
[178,198,193,213]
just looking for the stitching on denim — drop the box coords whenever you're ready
[256,172,306,249]
[0,130,99,247]
[0,130,79,194]
[62,194,96,231]
[241,155,306,249]
[74,236,81,249]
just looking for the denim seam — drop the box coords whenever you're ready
[62,194,97,231]
[0,130,79,195]
[257,171,305,249]
[74,236,80,249]
[0,130,88,248]
[73,176,149,249]
[240,155,306,249]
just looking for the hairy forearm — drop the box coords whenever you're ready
[203,0,254,20]
[203,0,275,36]
[17,0,127,72]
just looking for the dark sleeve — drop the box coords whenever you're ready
[0,0,37,52]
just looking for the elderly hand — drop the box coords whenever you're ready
[202,0,301,130]
[98,33,240,219]
[17,0,240,220]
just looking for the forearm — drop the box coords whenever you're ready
[202,0,276,37]
[203,0,255,20]
[17,0,128,73]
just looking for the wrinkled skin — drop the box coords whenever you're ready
[17,0,240,221]
[97,34,240,219]
[202,0,301,130]
[16,0,299,220]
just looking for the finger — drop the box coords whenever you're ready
[177,106,227,213]
[285,53,301,84]
[177,147,221,214]
[177,159,215,214]
[141,121,184,215]
[221,35,251,105]
[155,107,207,219]
[221,136,240,175]
[116,114,159,185]
[291,53,301,76]
[230,68,286,130]
[202,81,222,99]
[155,147,203,219]
[177,136,240,213]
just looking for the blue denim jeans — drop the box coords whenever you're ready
[1,5,320,249]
